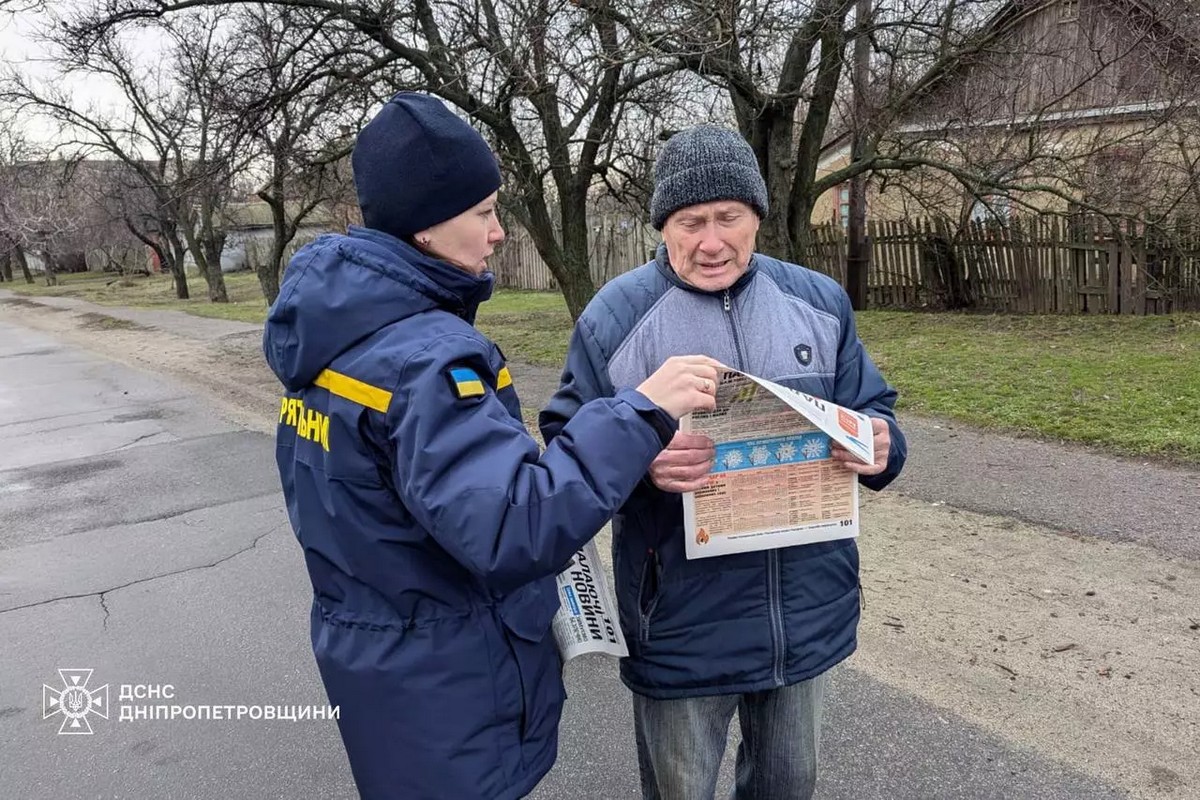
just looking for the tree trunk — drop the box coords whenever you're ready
[257,240,285,307]
[843,0,872,310]
[556,248,596,322]
[168,237,190,300]
[787,188,819,268]
[201,235,229,303]
[790,219,816,269]
[747,10,852,274]
[0,248,9,282]
[511,180,597,321]
[757,213,794,264]
[556,198,597,320]
[258,253,283,307]
[257,192,295,307]
[13,245,34,284]
[744,106,800,265]
[190,243,209,285]
[525,228,594,321]
[181,225,228,302]
[171,265,189,299]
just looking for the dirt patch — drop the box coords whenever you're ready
[76,312,149,331]
[3,297,1197,799]
[853,492,1199,800]
[0,297,69,311]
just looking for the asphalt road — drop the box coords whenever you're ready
[0,317,1129,799]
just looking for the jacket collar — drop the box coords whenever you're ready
[652,242,758,299]
[348,226,495,322]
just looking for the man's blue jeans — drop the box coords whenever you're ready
[632,672,829,800]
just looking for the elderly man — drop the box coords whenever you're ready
[539,125,907,800]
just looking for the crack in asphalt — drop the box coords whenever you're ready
[60,491,283,538]
[110,432,168,453]
[0,525,286,619]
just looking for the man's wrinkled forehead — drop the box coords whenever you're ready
[667,199,756,225]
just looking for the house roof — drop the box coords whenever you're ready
[818,0,1200,162]
[221,201,336,230]
[913,0,1200,108]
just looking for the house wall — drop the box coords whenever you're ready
[816,114,1200,224]
[812,0,1200,225]
[228,226,330,273]
[911,0,1191,126]
[812,150,850,226]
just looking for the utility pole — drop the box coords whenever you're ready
[846,0,871,310]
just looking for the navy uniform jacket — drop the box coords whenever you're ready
[263,226,675,799]
[540,246,907,699]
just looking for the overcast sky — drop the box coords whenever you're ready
[1,4,163,149]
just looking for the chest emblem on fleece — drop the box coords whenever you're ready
[794,343,813,367]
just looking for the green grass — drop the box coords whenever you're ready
[4,272,564,331]
[475,294,1200,462]
[474,290,573,367]
[856,312,1200,462]
[9,273,1198,461]
[5,271,269,323]
[484,297,1200,462]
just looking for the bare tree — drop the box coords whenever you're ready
[157,8,251,302]
[0,144,86,286]
[0,123,37,284]
[0,126,171,286]
[75,160,161,274]
[590,0,1197,309]
[2,25,194,296]
[220,5,376,303]
[68,0,697,319]
[66,0,1200,315]
[581,1,1018,258]
[1,8,270,301]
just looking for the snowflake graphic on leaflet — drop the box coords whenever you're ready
[776,442,797,462]
[748,446,771,466]
[801,439,828,460]
[722,450,744,469]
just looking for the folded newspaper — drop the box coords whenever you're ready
[681,367,875,560]
[551,539,628,661]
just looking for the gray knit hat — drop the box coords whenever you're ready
[649,125,769,230]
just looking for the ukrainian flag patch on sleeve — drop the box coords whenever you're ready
[448,367,486,399]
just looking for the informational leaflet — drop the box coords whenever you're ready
[551,539,629,660]
[681,368,875,560]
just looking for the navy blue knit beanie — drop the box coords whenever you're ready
[352,93,502,239]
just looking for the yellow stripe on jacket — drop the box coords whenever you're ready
[314,369,393,413]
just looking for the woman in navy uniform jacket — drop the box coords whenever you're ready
[263,92,720,800]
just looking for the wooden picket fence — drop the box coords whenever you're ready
[807,216,1200,314]
[491,211,1200,314]
[489,213,659,291]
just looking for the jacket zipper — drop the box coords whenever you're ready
[639,548,660,642]
[723,290,748,366]
[723,289,787,686]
